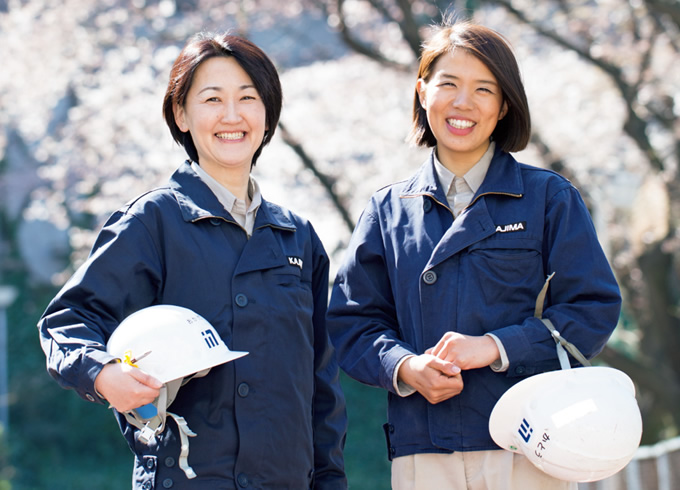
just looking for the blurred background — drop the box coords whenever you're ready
[1,0,679,488]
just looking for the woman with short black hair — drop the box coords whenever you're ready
[39,32,347,489]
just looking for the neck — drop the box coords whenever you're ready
[436,141,490,178]
[201,163,251,203]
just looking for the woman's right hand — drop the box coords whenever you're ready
[397,354,463,404]
[94,361,163,413]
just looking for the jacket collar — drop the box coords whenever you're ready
[400,146,524,202]
[169,160,296,232]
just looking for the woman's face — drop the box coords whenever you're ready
[417,49,507,171]
[174,56,267,177]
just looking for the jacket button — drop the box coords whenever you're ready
[85,393,95,402]
[164,457,175,468]
[146,458,155,470]
[237,382,250,397]
[142,482,152,490]
[515,366,526,375]
[423,199,432,212]
[237,473,249,487]
[162,478,174,488]
[389,424,395,434]
[422,270,437,285]
[235,293,248,307]
[209,218,221,226]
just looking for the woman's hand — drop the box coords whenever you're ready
[94,361,163,413]
[427,332,500,370]
[397,354,463,404]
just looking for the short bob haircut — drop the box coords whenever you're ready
[162,32,283,167]
[409,20,531,153]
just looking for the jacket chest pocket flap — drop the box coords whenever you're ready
[465,237,543,280]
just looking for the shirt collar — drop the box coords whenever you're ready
[433,141,496,194]
[170,161,296,232]
[191,161,262,215]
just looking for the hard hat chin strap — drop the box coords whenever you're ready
[167,411,197,478]
[122,379,198,479]
[534,272,591,370]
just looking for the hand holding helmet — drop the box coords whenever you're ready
[104,304,248,479]
[94,358,163,414]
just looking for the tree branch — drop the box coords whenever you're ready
[334,0,411,70]
[277,122,355,233]
[487,0,665,171]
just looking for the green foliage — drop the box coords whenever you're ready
[341,374,391,489]
[3,277,130,489]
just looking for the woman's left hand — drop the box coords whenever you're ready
[427,332,500,370]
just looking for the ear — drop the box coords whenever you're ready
[416,78,427,108]
[173,103,188,132]
[498,100,509,121]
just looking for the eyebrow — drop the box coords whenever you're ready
[197,84,257,94]
[440,73,498,86]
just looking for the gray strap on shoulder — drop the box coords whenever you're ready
[535,272,591,369]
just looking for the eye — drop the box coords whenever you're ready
[241,91,260,101]
[477,85,498,95]
[206,96,221,102]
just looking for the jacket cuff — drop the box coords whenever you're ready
[81,349,119,404]
[392,354,417,397]
[485,333,509,372]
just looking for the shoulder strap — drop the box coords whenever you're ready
[535,273,591,369]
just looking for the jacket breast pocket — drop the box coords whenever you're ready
[267,266,313,311]
[270,267,305,287]
[464,238,544,309]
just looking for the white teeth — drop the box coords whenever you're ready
[447,119,474,129]
[216,132,245,140]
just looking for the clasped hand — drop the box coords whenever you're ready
[397,332,500,405]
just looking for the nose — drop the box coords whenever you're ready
[221,100,242,123]
[452,89,473,109]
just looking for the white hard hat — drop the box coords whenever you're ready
[107,304,247,383]
[489,366,642,482]
[106,304,248,479]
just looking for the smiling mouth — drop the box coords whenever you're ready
[447,119,475,129]
[216,132,245,140]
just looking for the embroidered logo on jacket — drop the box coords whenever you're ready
[288,256,303,269]
[495,221,527,233]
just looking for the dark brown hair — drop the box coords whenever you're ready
[409,20,531,153]
[162,32,282,167]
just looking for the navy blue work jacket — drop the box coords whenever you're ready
[39,161,347,489]
[327,148,621,459]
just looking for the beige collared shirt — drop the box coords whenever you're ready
[433,141,495,217]
[191,161,261,237]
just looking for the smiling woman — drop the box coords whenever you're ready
[415,49,508,175]
[327,17,621,490]
[38,32,347,490]
[172,56,268,198]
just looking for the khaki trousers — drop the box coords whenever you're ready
[392,451,578,490]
